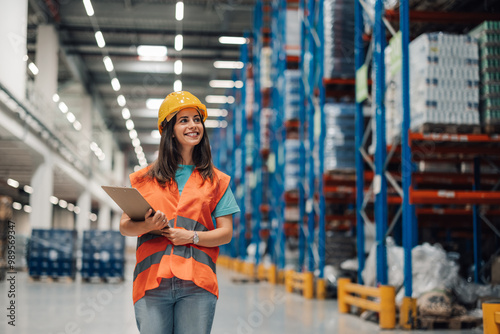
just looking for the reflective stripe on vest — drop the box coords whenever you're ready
[129,167,230,304]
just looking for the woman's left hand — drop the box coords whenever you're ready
[162,228,194,245]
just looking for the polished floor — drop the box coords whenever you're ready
[0,265,483,334]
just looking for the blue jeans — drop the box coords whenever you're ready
[134,277,217,334]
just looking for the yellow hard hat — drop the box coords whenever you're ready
[157,91,207,133]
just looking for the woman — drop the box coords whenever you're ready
[120,91,240,334]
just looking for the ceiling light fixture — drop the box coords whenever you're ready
[28,62,39,75]
[137,45,167,61]
[126,119,135,130]
[66,112,76,123]
[209,80,244,89]
[205,95,235,104]
[12,202,22,210]
[174,60,182,75]
[24,205,32,213]
[49,196,59,205]
[174,80,182,92]
[213,61,244,69]
[176,1,184,21]
[52,94,60,102]
[175,34,183,51]
[146,98,163,110]
[218,36,248,45]
[111,78,121,91]
[24,185,33,194]
[121,108,131,119]
[207,108,229,117]
[151,130,161,139]
[73,121,82,131]
[83,0,94,16]
[132,138,141,147]
[117,95,126,107]
[129,129,138,139]
[7,178,19,188]
[103,56,114,72]
[58,102,69,113]
[95,31,106,48]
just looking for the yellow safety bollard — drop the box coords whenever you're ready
[379,285,396,329]
[304,272,314,299]
[316,278,326,299]
[277,270,285,284]
[285,270,294,293]
[268,264,277,284]
[257,263,265,280]
[337,278,351,313]
[482,300,500,334]
[399,296,417,329]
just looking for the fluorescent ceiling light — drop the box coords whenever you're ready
[49,196,59,205]
[66,112,76,123]
[146,98,163,110]
[122,108,131,119]
[12,202,22,210]
[74,206,81,214]
[24,205,32,213]
[151,130,161,139]
[89,213,97,222]
[207,108,229,117]
[58,102,68,113]
[132,138,141,147]
[135,146,143,154]
[175,34,183,51]
[24,185,33,194]
[111,78,121,91]
[52,94,60,102]
[137,152,145,160]
[129,129,138,139]
[90,142,98,151]
[137,45,167,61]
[73,121,82,131]
[176,1,184,21]
[213,61,244,69]
[117,95,126,107]
[83,0,94,16]
[67,203,75,211]
[205,95,235,104]
[22,55,29,62]
[28,62,39,75]
[97,153,105,161]
[174,60,182,75]
[126,119,135,130]
[209,80,243,89]
[7,178,19,188]
[219,36,248,45]
[95,31,106,48]
[59,199,68,208]
[174,80,182,92]
[103,56,114,72]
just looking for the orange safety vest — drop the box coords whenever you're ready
[129,166,231,304]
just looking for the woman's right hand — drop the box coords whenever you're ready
[144,209,170,232]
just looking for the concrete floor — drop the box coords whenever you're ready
[0,266,483,334]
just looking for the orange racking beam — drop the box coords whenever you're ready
[385,10,500,24]
[410,188,500,205]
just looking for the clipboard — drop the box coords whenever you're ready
[102,186,155,221]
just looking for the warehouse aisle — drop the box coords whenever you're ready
[0,266,482,334]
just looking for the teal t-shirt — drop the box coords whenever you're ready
[175,165,240,219]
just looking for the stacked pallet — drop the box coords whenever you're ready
[81,230,125,281]
[470,21,500,133]
[28,229,77,280]
[409,33,480,134]
[324,103,356,171]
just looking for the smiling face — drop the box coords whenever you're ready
[172,107,204,150]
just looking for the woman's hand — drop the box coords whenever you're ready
[162,228,194,245]
[144,209,170,233]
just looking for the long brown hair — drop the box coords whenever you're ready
[142,112,214,187]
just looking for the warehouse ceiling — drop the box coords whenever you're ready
[25,0,255,169]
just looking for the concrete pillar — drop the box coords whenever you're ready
[114,150,126,184]
[34,24,59,112]
[0,0,28,101]
[77,95,93,161]
[30,157,54,229]
[111,211,121,231]
[98,203,111,230]
[76,190,91,233]
[101,131,113,172]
